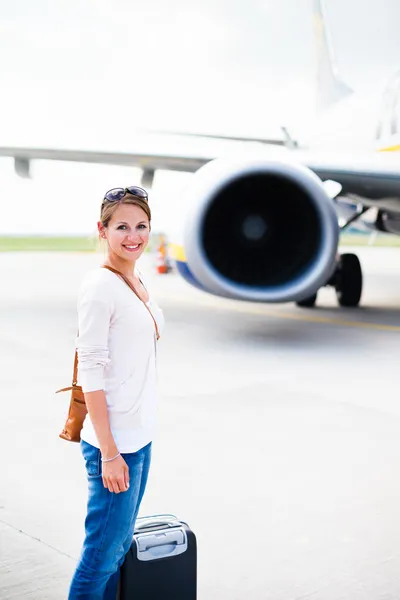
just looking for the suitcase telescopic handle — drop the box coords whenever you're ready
[135,515,179,531]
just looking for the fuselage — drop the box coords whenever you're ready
[301,69,400,155]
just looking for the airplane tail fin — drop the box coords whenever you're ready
[314,0,353,111]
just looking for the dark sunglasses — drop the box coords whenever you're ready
[103,186,148,203]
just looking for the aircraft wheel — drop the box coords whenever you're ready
[335,253,362,307]
[296,292,318,308]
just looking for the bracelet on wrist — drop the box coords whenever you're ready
[101,452,120,463]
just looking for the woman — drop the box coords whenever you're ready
[69,186,164,600]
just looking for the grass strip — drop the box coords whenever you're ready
[0,236,99,252]
[0,232,399,252]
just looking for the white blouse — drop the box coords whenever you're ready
[76,266,164,453]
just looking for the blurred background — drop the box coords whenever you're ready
[0,0,400,238]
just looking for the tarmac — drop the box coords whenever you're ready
[1,246,400,599]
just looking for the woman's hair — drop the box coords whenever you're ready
[100,194,152,228]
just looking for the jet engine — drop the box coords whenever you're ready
[178,156,339,303]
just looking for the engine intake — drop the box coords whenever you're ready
[183,156,339,303]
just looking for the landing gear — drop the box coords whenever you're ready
[334,253,363,307]
[296,253,363,309]
[296,203,368,309]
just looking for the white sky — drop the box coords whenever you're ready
[0,0,399,234]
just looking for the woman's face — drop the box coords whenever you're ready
[98,203,150,262]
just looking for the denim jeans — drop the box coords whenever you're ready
[68,440,152,600]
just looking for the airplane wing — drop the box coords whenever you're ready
[300,152,400,211]
[140,128,296,148]
[1,144,400,213]
[0,146,210,178]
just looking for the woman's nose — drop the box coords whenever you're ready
[125,234,140,243]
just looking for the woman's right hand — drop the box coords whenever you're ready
[102,455,130,493]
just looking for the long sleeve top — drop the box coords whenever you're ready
[76,266,164,453]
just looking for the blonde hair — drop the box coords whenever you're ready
[100,194,151,228]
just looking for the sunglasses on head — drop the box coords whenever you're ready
[103,186,148,203]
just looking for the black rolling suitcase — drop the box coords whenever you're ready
[118,514,197,599]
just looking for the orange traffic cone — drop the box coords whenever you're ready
[155,235,169,274]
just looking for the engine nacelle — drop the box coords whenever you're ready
[177,156,339,303]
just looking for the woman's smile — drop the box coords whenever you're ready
[122,243,142,252]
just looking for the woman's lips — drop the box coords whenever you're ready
[123,243,141,252]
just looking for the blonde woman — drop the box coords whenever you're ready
[69,186,164,600]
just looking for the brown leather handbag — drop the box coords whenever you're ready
[56,265,160,443]
[56,352,87,442]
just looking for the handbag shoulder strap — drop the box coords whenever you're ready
[101,264,160,340]
[73,349,78,386]
[56,347,78,393]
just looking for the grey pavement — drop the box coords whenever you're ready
[1,247,400,599]
[0,522,74,599]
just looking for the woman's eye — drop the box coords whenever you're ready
[117,225,127,230]
[138,224,148,230]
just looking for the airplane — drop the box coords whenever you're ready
[0,0,399,310]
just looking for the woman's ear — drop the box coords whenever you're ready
[97,221,106,239]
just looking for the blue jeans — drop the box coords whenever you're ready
[69,440,152,600]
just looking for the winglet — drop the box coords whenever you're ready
[314,0,353,111]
